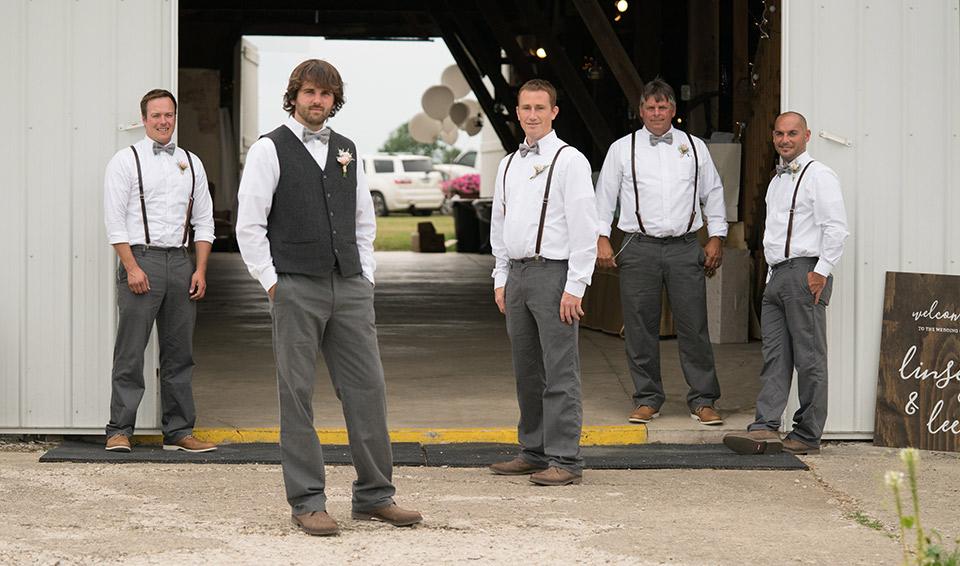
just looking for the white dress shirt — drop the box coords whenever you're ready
[595,126,727,239]
[763,151,849,277]
[491,130,600,297]
[236,116,377,291]
[103,136,215,247]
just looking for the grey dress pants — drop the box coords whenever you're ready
[270,271,396,515]
[504,258,584,475]
[617,233,721,412]
[748,257,833,447]
[106,246,197,444]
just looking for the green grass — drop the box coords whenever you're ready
[848,511,894,537]
[374,214,455,251]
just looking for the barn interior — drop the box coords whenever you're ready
[174,0,783,437]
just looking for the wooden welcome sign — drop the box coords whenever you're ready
[874,272,960,452]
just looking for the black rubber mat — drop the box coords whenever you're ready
[41,441,806,470]
[39,441,426,466]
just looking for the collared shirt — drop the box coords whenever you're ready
[103,136,215,247]
[595,126,727,239]
[236,116,377,291]
[490,130,600,297]
[763,151,849,277]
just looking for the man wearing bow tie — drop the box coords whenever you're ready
[595,78,727,427]
[724,112,849,456]
[237,60,420,536]
[488,79,600,486]
[103,89,217,454]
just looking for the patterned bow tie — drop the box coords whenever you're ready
[303,127,331,144]
[153,142,176,156]
[649,132,673,146]
[518,140,540,157]
[776,163,793,176]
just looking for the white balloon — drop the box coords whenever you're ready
[463,114,483,136]
[449,102,469,126]
[441,116,458,133]
[409,112,442,144]
[421,85,455,120]
[441,129,459,145]
[440,64,471,98]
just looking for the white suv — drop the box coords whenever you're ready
[362,153,444,216]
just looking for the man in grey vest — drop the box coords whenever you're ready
[724,112,848,456]
[103,88,217,454]
[237,59,421,536]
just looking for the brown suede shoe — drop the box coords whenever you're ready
[352,503,422,527]
[723,430,783,455]
[162,435,217,453]
[490,458,546,476]
[691,406,724,426]
[628,405,660,424]
[292,510,339,536]
[105,433,131,452]
[782,437,820,455]
[529,466,582,486]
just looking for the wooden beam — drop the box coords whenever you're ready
[570,0,644,109]
[512,0,616,152]
[445,0,517,108]
[433,11,518,152]
[477,1,536,83]
[687,0,720,136]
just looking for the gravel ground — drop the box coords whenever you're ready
[0,440,957,565]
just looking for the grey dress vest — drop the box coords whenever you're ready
[264,126,362,278]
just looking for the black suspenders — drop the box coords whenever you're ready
[630,130,700,234]
[784,161,815,259]
[501,144,570,259]
[129,145,197,247]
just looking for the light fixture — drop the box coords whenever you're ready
[616,0,628,12]
[535,47,547,59]
[676,118,683,124]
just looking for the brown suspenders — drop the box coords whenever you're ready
[784,160,815,259]
[501,144,570,259]
[630,130,700,234]
[129,145,197,247]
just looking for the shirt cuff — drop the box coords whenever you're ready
[814,259,834,278]
[564,280,586,298]
[493,272,508,290]
[257,268,278,293]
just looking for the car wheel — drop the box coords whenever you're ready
[411,209,433,217]
[371,191,388,217]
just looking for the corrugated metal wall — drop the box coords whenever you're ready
[783,0,960,436]
[0,0,177,432]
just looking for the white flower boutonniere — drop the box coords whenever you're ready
[177,162,189,175]
[530,164,549,179]
[337,149,354,178]
[678,144,691,158]
[789,162,801,180]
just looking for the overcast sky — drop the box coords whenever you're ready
[245,36,480,157]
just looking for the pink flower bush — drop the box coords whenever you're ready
[441,173,480,199]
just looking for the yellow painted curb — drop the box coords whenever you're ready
[132,426,647,446]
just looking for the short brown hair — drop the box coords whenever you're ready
[640,77,676,107]
[282,59,346,118]
[140,89,176,117]
[518,79,557,107]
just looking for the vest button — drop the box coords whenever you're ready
[329,212,334,216]
[332,230,337,234]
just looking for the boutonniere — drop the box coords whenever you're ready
[530,164,549,179]
[337,149,353,178]
[678,144,691,158]
[177,162,189,175]
[789,162,801,180]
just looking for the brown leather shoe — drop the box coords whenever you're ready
[628,405,660,424]
[490,458,545,475]
[691,406,724,426]
[105,433,131,452]
[292,510,339,536]
[782,437,820,455]
[529,466,582,486]
[723,430,783,455]
[162,435,217,453]
[352,503,422,527]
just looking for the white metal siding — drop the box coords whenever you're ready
[0,0,177,432]
[783,0,960,435]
